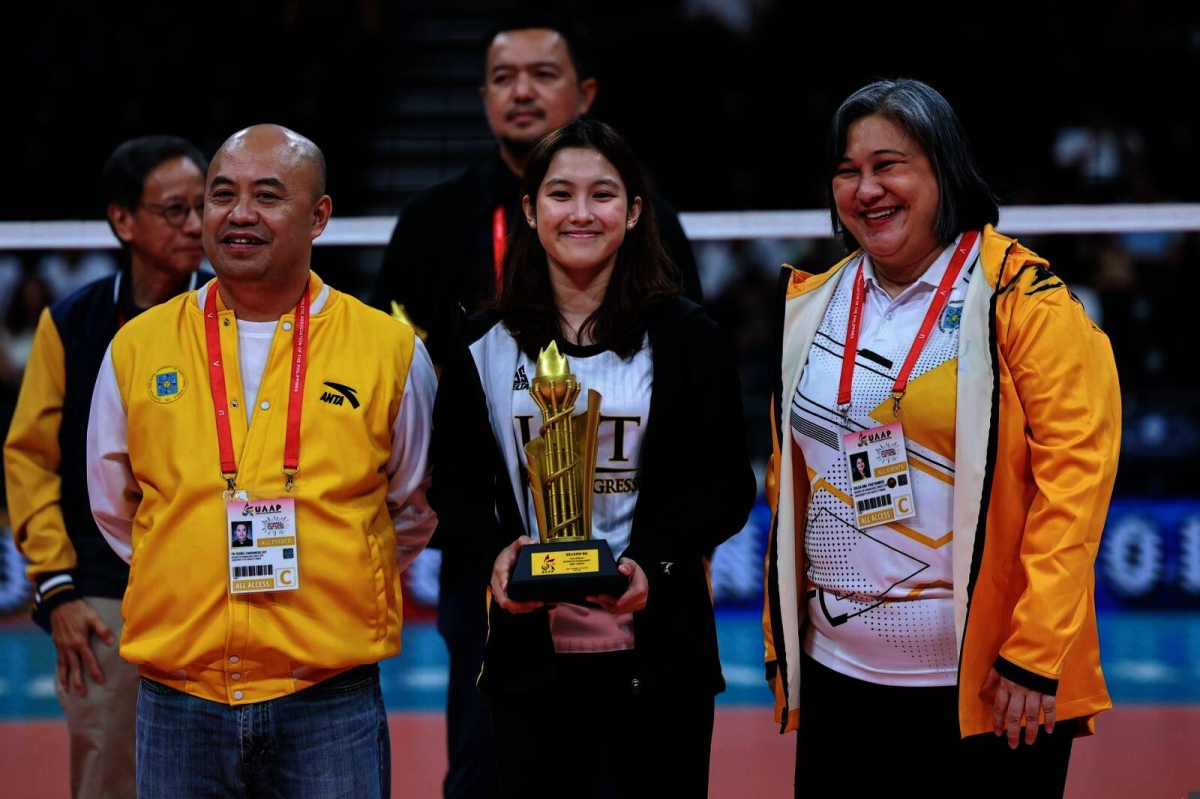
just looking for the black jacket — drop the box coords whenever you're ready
[29,267,210,631]
[428,296,755,699]
[368,150,705,370]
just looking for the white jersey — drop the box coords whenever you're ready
[791,234,978,686]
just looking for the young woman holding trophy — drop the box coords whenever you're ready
[428,118,756,798]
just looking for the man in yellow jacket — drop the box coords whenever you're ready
[86,124,437,798]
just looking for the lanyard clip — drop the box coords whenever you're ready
[891,391,905,417]
[283,468,298,493]
[837,402,851,422]
[224,474,237,492]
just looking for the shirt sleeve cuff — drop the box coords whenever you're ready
[32,572,81,634]
[993,655,1059,696]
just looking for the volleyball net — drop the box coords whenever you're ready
[2,203,1199,249]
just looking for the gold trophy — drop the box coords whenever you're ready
[506,342,626,602]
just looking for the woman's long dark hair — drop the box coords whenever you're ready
[493,118,681,359]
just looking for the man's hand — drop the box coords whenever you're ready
[49,600,114,698]
[983,667,1056,749]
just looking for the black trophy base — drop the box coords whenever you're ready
[507,539,627,604]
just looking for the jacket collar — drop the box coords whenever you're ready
[196,271,333,316]
[784,224,1036,301]
[979,224,1049,292]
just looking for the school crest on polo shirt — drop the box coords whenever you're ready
[149,366,187,404]
[939,301,964,332]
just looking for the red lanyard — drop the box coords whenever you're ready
[492,205,507,288]
[838,230,979,415]
[203,279,311,491]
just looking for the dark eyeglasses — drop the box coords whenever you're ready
[141,201,204,228]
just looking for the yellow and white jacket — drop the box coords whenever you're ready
[87,273,437,705]
[763,226,1119,737]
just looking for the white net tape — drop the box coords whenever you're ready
[2,204,1198,249]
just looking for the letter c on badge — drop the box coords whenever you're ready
[279,569,295,586]
[897,497,911,514]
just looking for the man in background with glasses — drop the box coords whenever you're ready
[4,135,210,799]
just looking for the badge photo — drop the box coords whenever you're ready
[231,520,254,547]
[849,451,872,482]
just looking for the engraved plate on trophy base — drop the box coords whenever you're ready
[507,539,626,603]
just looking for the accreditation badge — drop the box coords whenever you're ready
[225,495,300,594]
[842,422,916,529]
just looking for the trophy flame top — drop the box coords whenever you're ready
[532,342,581,416]
[536,341,569,378]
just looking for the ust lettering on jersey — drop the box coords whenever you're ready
[514,414,643,494]
[510,339,652,552]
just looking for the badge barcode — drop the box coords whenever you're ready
[856,495,893,513]
[233,564,274,578]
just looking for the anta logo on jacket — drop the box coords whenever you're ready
[320,381,360,408]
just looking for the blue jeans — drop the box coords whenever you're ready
[136,667,391,798]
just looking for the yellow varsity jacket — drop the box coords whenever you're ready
[763,226,1120,737]
[92,273,430,704]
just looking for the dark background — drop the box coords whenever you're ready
[5,0,1197,220]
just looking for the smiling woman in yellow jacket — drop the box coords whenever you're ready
[763,80,1119,798]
